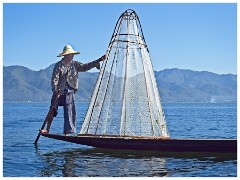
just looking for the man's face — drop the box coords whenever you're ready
[64,54,74,60]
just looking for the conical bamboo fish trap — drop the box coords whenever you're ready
[80,9,170,138]
[41,10,237,154]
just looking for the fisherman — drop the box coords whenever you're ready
[40,45,106,136]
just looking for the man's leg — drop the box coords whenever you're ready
[40,93,61,134]
[63,92,76,135]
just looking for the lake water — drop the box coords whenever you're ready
[3,102,237,177]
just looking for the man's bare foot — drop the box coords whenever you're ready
[40,129,48,134]
[64,130,69,136]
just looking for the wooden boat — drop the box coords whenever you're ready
[41,133,237,153]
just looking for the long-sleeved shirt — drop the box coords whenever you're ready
[51,59,100,94]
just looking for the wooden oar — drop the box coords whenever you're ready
[34,94,60,144]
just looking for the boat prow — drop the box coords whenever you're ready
[41,133,237,153]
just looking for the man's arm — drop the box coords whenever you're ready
[76,55,106,72]
[51,63,60,93]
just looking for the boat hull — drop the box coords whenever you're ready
[41,134,236,153]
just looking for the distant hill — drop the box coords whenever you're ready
[3,65,237,103]
[155,68,236,103]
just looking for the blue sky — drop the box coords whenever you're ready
[3,3,237,74]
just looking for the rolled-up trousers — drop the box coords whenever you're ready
[51,92,76,134]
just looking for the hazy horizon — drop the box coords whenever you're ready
[3,63,237,75]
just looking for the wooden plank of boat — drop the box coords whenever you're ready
[41,133,237,153]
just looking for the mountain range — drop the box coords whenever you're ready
[3,65,237,103]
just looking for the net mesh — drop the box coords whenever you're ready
[80,9,170,138]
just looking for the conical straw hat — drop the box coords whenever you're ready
[57,45,80,57]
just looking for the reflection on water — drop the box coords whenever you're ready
[35,147,169,177]
[34,146,236,177]
[4,102,237,177]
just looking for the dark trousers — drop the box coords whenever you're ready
[51,92,76,134]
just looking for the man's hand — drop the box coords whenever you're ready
[99,55,106,62]
[96,55,106,70]
[53,89,61,96]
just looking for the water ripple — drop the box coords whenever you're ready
[3,102,237,177]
